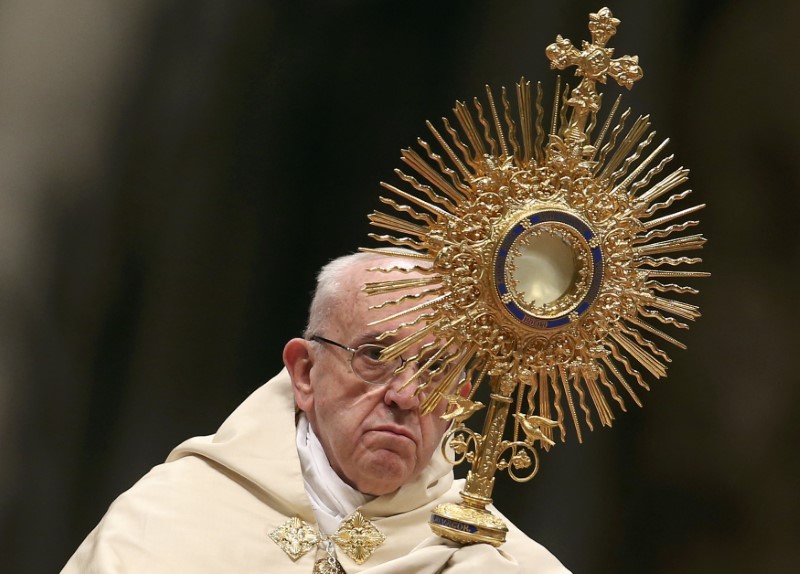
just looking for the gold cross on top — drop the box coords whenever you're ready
[546,7,643,112]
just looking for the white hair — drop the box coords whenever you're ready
[303,250,426,338]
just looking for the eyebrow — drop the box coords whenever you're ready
[352,330,398,347]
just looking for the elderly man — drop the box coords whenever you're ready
[63,252,569,573]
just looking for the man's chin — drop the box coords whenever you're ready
[354,451,418,495]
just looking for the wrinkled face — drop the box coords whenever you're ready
[298,261,452,496]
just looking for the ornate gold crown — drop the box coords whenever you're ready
[362,7,707,546]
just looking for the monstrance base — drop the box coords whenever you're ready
[429,502,508,547]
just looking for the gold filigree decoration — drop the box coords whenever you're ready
[270,512,385,565]
[269,516,319,561]
[330,511,386,565]
[362,7,707,546]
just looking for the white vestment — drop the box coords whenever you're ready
[62,369,570,573]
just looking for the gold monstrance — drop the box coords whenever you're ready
[362,7,707,546]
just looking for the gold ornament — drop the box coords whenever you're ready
[331,510,387,565]
[269,516,319,561]
[269,511,385,565]
[362,7,707,546]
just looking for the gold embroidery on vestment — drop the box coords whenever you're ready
[331,510,386,564]
[270,510,385,565]
[269,516,319,561]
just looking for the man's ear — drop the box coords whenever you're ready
[283,338,314,412]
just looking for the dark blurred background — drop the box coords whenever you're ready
[1,0,797,572]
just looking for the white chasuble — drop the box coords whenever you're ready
[62,369,569,573]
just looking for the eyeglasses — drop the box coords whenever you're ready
[309,334,457,388]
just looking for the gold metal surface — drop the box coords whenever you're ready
[269,516,319,561]
[362,7,707,545]
[330,510,386,565]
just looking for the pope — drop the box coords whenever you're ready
[62,251,570,573]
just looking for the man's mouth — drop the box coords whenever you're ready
[370,424,416,443]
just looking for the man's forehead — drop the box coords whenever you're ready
[327,258,431,337]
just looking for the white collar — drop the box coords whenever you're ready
[295,414,374,534]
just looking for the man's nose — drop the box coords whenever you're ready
[383,364,423,410]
